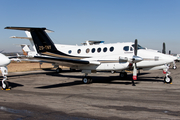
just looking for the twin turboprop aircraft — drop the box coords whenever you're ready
[5,27,177,86]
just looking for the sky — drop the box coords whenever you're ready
[0,0,180,53]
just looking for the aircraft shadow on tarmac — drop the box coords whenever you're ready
[35,72,164,89]
[0,70,164,89]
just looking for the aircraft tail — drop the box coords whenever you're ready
[5,27,72,58]
[20,44,31,55]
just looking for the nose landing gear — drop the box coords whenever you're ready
[163,65,172,84]
[1,67,11,90]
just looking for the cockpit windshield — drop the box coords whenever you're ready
[132,44,145,50]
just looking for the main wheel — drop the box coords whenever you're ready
[2,81,9,90]
[82,77,92,84]
[120,72,127,78]
[56,68,62,73]
[164,75,172,84]
[70,68,76,71]
[172,66,177,70]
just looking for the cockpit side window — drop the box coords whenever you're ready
[123,46,129,51]
[132,44,145,50]
[130,47,133,51]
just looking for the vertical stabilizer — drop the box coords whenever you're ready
[20,44,31,55]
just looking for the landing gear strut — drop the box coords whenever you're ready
[2,76,9,90]
[1,67,10,90]
[163,65,173,84]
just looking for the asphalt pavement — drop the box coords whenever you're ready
[0,62,180,120]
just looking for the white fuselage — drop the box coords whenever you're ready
[54,42,176,71]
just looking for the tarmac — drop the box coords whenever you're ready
[0,62,180,120]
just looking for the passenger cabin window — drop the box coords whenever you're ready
[92,48,95,53]
[103,47,107,52]
[77,49,81,54]
[86,48,90,53]
[110,47,114,52]
[97,48,101,53]
[68,50,72,54]
[123,46,129,51]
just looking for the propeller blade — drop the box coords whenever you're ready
[162,42,166,54]
[132,39,138,84]
[133,63,137,80]
[134,39,138,56]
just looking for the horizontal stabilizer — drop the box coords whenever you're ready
[10,36,32,40]
[5,27,54,33]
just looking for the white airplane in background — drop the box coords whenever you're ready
[0,53,11,89]
[5,27,177,86]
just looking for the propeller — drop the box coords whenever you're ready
[132,39,138,82]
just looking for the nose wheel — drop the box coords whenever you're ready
[163,65,173,84]
[164,75,172,84]
[2,76,10,90]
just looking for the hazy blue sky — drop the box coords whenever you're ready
[0,0,180,53]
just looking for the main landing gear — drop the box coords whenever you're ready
[119,71,135,86]
[119,72,127,78]
[172,61,177,70]
[56,67,62,73]
[82,73,92,84]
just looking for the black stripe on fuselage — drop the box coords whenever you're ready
[34,56,89,64]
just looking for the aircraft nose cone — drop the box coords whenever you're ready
[161,54,175,64]
[0,54,11,67]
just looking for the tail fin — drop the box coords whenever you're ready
[5,27,58,53]
[5,27,71,58]
[20,44,31,55]
[30,28,58,53]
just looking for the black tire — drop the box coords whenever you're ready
[120,72,127,78]
[70,68,76,71]
[2,81,9,90]
[111,71,115,74]
[89,78,93,83]
[164,75,172,84]
[172,66,177,70]
[82,77,92,84]
[56,68,62,73]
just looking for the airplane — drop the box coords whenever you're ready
[0,53,11,89]
[5,26,177,86]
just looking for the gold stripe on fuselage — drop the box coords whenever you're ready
[42,52,89,60]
